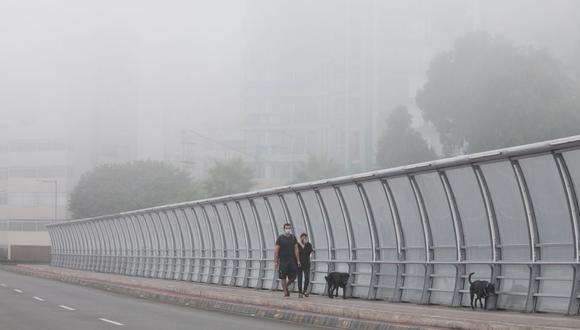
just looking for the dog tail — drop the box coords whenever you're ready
[468,272,475,285]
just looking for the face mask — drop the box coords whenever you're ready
[284,228,292,235]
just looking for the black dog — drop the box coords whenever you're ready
[325,272,349,299]
[469,272,496,310]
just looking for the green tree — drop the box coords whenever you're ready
[69,160,201,219]
[376,106,437,168]
[292,154,343,183]
[417,32,580,155]
[203,158,255,197]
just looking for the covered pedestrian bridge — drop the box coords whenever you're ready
[48,135,580,315]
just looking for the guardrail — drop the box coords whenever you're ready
[48,135,580,315]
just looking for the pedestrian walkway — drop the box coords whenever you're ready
[3,264,579,330]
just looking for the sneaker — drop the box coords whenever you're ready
[298,293,303,298]
[303,292,309,297]
[284,291,290,298]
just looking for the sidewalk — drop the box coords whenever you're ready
[2,264,579,330]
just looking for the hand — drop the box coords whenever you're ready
[274,259,279,268]
[297,262,301,268]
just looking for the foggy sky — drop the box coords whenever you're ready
[1,0,579,160]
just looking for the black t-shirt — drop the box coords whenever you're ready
[275,234,297,261]
[298,242,313,267]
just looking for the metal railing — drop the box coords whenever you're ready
[48,135,580,315]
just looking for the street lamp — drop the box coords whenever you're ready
[37,179,58,222]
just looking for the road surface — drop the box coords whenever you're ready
[0,268,312,330]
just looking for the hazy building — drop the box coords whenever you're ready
[0,114,71,221]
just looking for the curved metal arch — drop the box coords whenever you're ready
[381,179,406,302]
[209,204,228,285]
[221,203,240,286]
[154,211,172,279]
[190,206,209,282]
[356,183,381,299]
[439,171,467,306]
[512,159,541,313]
[234,200,253,287]
[409,175,435,305]
[553,153,580,315]
[170,209,187,280]
[126,215,143,276]
[144,213,162,278]
[178,208,197,281]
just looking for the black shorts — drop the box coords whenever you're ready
[278,259,297,280]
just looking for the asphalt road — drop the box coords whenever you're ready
[0,269,311,330]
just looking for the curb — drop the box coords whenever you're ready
[2,265,571,330]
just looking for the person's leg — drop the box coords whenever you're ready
[281,278,288,296]
[297,268,303,293]
[303,267,310,295]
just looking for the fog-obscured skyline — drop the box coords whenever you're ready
[1,0,580,219]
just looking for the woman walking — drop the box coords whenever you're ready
[297,233,313,298]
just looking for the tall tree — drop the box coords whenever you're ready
[417,32,580,155]
[376,106,437,168]
[69,161,200,219]
[202,158,255,197]
[292,154,343,183]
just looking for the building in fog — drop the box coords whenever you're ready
[0,114,71,221]
[240,1,483,187]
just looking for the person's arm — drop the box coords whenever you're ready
[274,244,280,267]
[294,243,301,267]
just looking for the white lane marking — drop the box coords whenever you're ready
[13,289,23,293]
[98,318,124,326]
[33,296,45,302]
[0,283,7,287]
[58,305,76,311]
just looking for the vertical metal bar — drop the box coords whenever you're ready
[113,217,130,275]
[127,215,144,276]
[512,160,541,313]
[554,153,580,315]
[249,199,267,289]
[474,165,502,309]
[235,201,252,287]
[101,219,115,273]
[79,222,91,270]
[315,190,335,271]
[357,183,381,299]
[222,203,240,286]
[170,209,187,280]
[121,216,135,275]
[409,176,434,305]
[381,179,405,302]
[152,212,170,278]
[191,207,208,282]
[133,214,148,277]
[180,208,197,281]
[145,213,162,278]
[200,206,217,283]
[210,204,227,285]
[264,196,282,290]
[295,191,316,295]
[162,211,179,280]
[439,171,466,307]
[334,186,356,297]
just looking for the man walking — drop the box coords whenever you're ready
[274,223,301,297]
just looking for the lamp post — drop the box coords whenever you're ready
[37,179,57,222]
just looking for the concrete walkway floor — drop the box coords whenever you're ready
[2,264,579,330]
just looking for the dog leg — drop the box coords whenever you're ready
[342,285,346,299]
[328,284,334,299]
[470,292,475,310]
